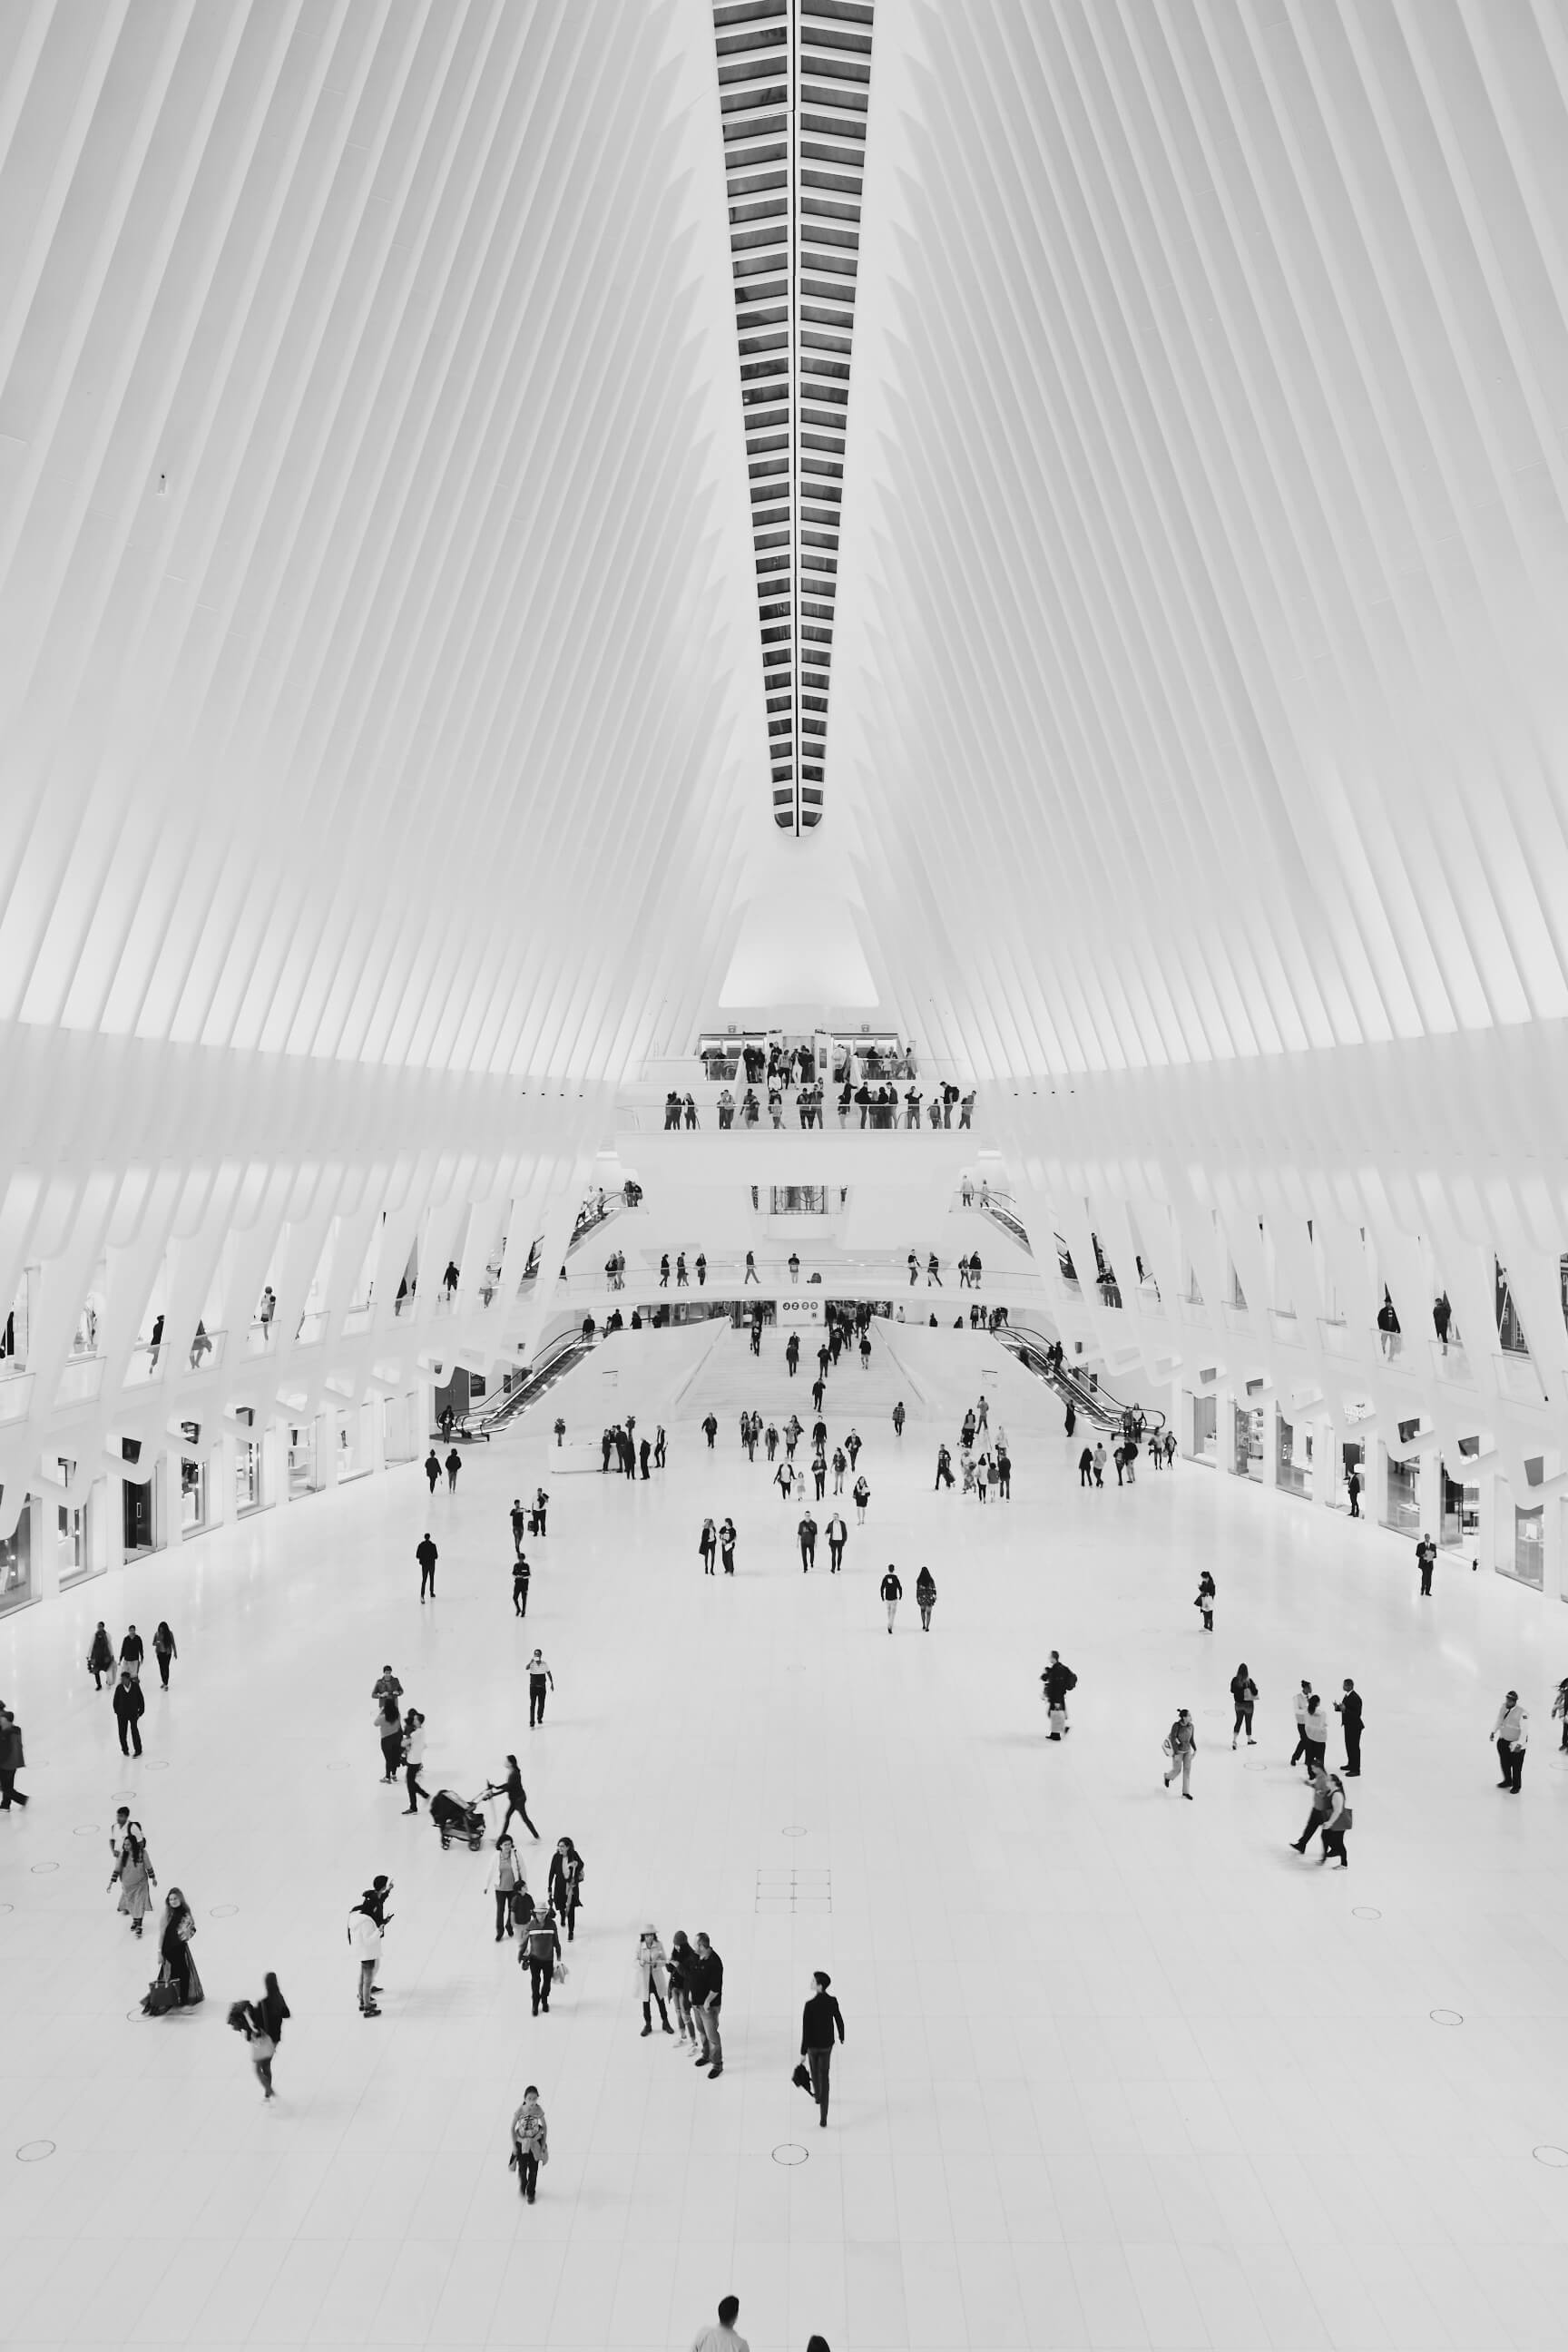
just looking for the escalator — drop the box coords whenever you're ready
[998,1327,1165,1436]
[469,1328,594,1432]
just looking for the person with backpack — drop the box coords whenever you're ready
[879,1565,902,1632]
[1230,1665,1258,1748]
[1041,1651,1077,1738]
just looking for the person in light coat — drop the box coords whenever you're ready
[636,1926,675,2036]
[110,1823,155,1935]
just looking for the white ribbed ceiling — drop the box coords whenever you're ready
[4,0,1568,1087]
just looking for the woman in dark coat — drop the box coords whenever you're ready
[376,1690,403,1783]
[87,1622,114,1689]
[152,1622,177,1690]
[159,1888,203,2005]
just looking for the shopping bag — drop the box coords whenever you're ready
[791,2062,813,2092]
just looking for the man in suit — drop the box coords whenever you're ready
[798,1511,817,1573]
[1337,1679,1364,1776]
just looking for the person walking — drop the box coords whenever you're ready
[916,1565,936,1629]
[691,2297,750,2352]
[690,1933,724,2077]
[1347,1462,1361,1517]
[892,1400,906,1437]
[719,1517,737,1575]
[811,1449,827,1501]
[846,1428,863,1470]
[824,1511,847,1573]
[1336,1679,1363,1775]
[445,1446,462,1494]
[995,1442,1012,1498]
[490,1835,525,1939]
[926,1253,942,1287]
[1300,1692,1328,1778]
[668,1929,699,2047]
[152,1622,177,1690]
[1230,1664,1258,1748]
[416,1532,437,1602]
[1092,1443,1107,1487]
[401,1710,428,1812]
[1195,1570,1215,1632]
[1290,1759,1335,1853]
[853,1475,870,1525]
[531,1486,548,1536]
[511,1496,528,1553]
[1553,1676,1568,1752]
[425,1447,441,1494]
[1162,1708,1196,1797]
[110,1822,155,1933]
[936,1443,954,1490]
[527,1651,554,1727]
[87,1622,115,1689]
[228,1996,279,2099]
[548,1837,585,1941]
[701,1412,718,1451]
[879,1564,902,1632]
[250,1972,291,2091]
[799,1969,846,2127]
[512,1553,531,1617]
[0,1706,27,1812]
[700,1518,717,1575]
[158,1888,203,2006]
[1077,1444,1093,1488]
[1316,1774,1351,1867]
[1289,1681,1315,1770]
[744,1251,758,1285]
[375,1686,403,1783]
[637,1926,676,2035]
[523,1901,561,2014]
[486,1756,540,1842]
[1416,1531,1436,1596]
[654,1426,667,1469]
[510,2086,549,2201]
[1041,1650,1076,1737]
[1493,1690,1528,1791]
[120,1624,145,1680]
[830,1445,847,1494]
[113,1669,146,1758]
[798,1511,818,1573]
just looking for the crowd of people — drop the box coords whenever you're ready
[662,1071,975,1131]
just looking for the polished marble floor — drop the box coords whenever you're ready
[3,1330,1568,2350]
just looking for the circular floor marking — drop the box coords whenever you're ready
[1243,1760,1268,1772]
[1534,2145,1568,2168]
[0,1902,13,1914]
[781,1826,808,1838]
[145,1759,169,1772]
[1351,1906,1381,1920]
[30,1863,57,1875]
[327,1761,351,1772]
[15,2141,54,2162]
[74,1824,99,1837]
[771,2143,808,2165]
[210,1904,239,1918]
[1430,2009,1464,2026]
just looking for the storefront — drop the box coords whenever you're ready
[0,1495,32,1614]
[288,1419,321,1498]
[1494,1480,1544,1587]
[122,1440,156,1553]
[1232,1401,1264,1481]
[1276,1414,1310,1497]
[1439,1462,1479,1550]
[1191,1392,1217,1464]
[1384,1451,1420,1534]
[181,1455,208,1533]
[235,1436,262,1515]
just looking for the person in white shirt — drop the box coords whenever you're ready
[348,1892,384,2017]
[1493,1690,1528,1792]
[691,2295,749,2352]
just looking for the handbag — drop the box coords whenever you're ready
[248,2031,276,2060]
[1338,1807,1354,1831]
[791,2062,813,2092]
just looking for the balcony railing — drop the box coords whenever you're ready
[54,1355,103,1407]
[184,1328,226,1374]
[123,1342,164,1387]
[341,1303,376,1337]
[1269,1308,1303,1346]
[1318,1318,1357,1357]
[295,1311,328,1348]
[246,1320,276,1356]
[1494,1351,1548,1406]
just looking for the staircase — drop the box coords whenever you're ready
[676,1320,917,1430]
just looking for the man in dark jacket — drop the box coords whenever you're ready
[800,1969,846,2126]
[691,1934,724,2077]
[1041,1651,1077,1738]
[0,1705,27,1808]
[416,1533,437,1602]
[113,1671,146,1757]
[798,1512,817,1572]
[1336,1679,1364,1776]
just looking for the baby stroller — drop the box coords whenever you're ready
[430,1788,487,1851]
